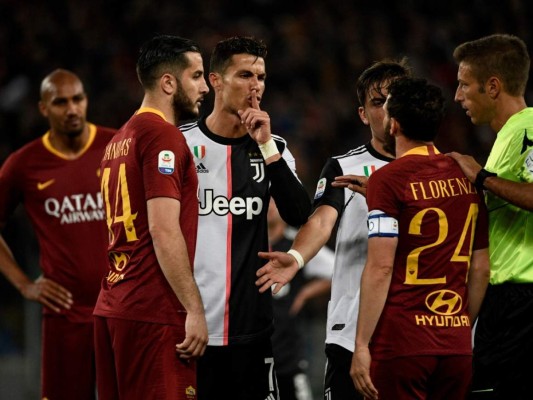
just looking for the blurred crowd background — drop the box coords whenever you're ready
[1,0,532,398]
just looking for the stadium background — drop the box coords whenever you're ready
[0,0,532,398]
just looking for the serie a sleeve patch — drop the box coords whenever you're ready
[367,209,399,238]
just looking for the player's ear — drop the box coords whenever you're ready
[390,118,400,135]
[38,101,48,117]
[358,106,369,126]
[160,73,175,95]
[486,76,501,99]
[209,72,222,91]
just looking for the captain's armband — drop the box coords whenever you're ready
[367,210,399,238]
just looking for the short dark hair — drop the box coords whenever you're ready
[356,58,411,106]
[387,77,446,142]
[136,34,201,89]
[210,36,267,74]
[453,34,530,96]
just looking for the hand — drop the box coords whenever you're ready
[176,311,208,360]
[350,346,379,400]
[20,275,73,313]
[238,90,272,144]
[447,152,482,183]
[256,251,300,294]
[331,174,369,196]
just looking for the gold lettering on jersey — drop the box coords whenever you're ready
[409,177,477,201]
[103,138,132,161]
[414,314,470,327]
[106,270,125,284]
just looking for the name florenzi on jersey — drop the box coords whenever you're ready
[103,138,132,161]
[410,177,477,201]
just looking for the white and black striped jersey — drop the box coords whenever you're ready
[181,117,311,346]
[312,143,392,352]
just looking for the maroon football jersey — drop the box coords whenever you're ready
[366,145,489,360]
[93,108,198,326]
[0,123,115,322]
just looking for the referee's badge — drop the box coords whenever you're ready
[158,150,175,174]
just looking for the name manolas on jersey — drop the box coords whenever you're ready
[181,117,310,346]
[94,109,199,326]
[312,143,392,352]
[0,123,115,321]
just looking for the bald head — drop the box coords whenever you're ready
[40,69,84,101]
[38,69,88,138]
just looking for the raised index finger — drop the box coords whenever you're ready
[251,90,260,110]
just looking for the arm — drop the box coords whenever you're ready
[350,236,397,400]
[147,197,208,359]
[289,278,331,315]
[239,90,311,224]
[256,205,338,293]
[331,174,369,196]
[467,248,490,325]
[0,232,73,312]
[448,152,533,211]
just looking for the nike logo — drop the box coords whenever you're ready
[37,179,55,190]
[522,129,533,154]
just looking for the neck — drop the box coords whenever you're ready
[140,94,175,125]
[205,101,248,138]
[491,94,527,132]
[48,124,90,158]
[395,136,433,158]
[370,136,394,158]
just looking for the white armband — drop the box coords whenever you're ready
[258,139,280,159]
[368,210,399,238]
[287,249,305,269]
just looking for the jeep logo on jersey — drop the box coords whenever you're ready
[199,189,263,220]
[250,158,265,183]
[425,290,463,315]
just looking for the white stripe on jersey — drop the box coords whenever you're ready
[324,144,391,352]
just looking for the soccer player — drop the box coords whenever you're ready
[93,34,208,400]
[180,36,311,400]
[256,59,410,399]
[267,199,334,400]
[449,33,533,400]
[0,69,115,399]
[351,77,490,400]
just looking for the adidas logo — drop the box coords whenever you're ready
[196,163,209,173]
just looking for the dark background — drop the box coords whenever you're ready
[1,0,532,398]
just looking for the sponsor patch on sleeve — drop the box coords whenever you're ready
[158,150,175,174]
[314,177,327,199]
[521,148,533,182]
[368,209,399,238]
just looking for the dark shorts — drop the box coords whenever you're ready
[197,338,279,400]
[94,316,196,400]
[372,355,472,400]
[324,343,363,400]
[470,283,533,400]
[41,314,96,400]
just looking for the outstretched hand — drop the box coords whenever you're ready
[332,174,369,197]
[256,251,300,294]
